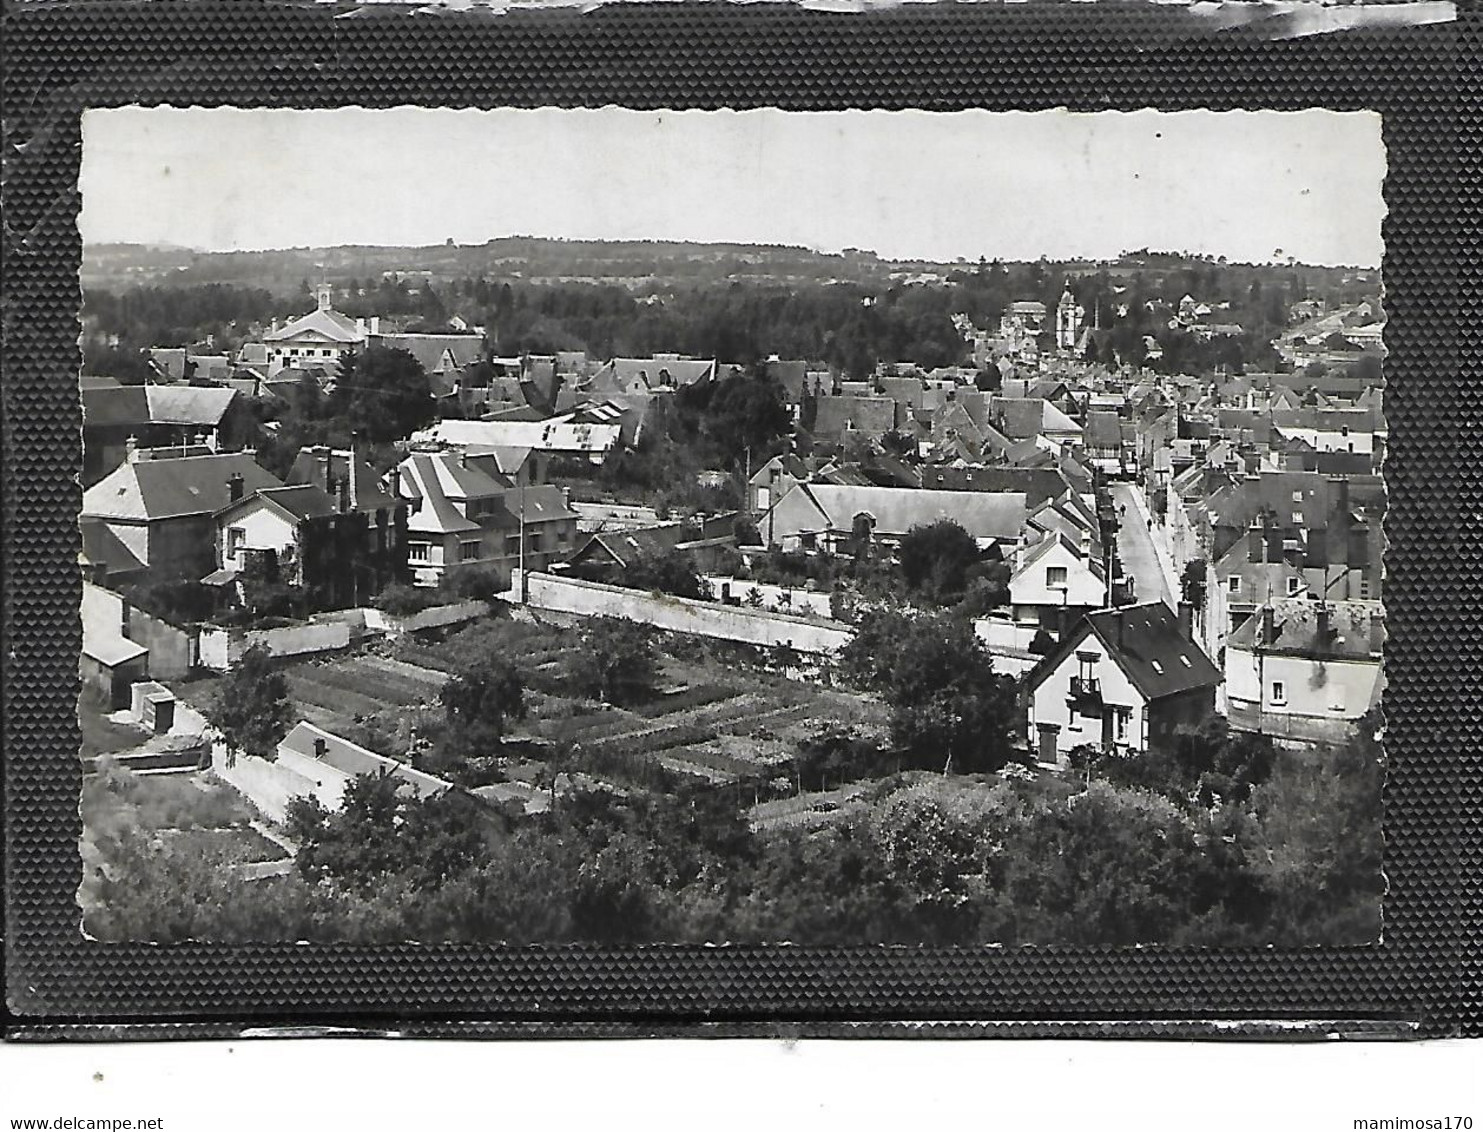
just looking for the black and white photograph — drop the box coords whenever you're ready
[74,106,1388,948]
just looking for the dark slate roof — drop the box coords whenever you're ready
[1225,598,1384,661]
[225,483,337,523]
[79,518,146,575]
[288,448,399,513]
[1084,410,1123,449]
[83,452,285,521]
[1083,603,1222,701]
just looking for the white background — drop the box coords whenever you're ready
[1,1038,1479,1131]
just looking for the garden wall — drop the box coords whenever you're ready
[364,600,490,637]
[702,576,834,619]
[210,744,331,825]
[198,620,352,671]
[126,605,195,679]
[509,571,853,655]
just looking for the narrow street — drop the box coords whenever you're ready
[1109,482,1176,610]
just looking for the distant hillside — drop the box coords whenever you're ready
[82,238,916,293]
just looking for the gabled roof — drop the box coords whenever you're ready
[1069,603,1222,701]
[79,518,147,576]
[83,452,284,522]
[280,720,451,800]
[992,397,1083,440]
[812,395,898,439]
[370,333,483,375]
[219,483,337,524]
[264,307,363,344]
[82,384,240,430]
[794,484,1027,542]
[1016,530,1107,583]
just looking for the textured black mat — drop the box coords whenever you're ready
[2,1,1477,1038]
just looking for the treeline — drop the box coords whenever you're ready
[83,708,1383,947]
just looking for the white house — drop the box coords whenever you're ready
[263,285,366,377]
[1025,602,1222,767]
[1224,598,1384,745]
[1008,531,1108,633]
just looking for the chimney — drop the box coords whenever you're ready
[1316,603,1332,643]
[317,445,332,491]
[313,736,328,760]
[369,316,380,336]
[1177,600,1193,640]
[356,317,366,336]
[227,472,244,502]
[1369,610,1384,655]
[337,472,350,514]
[125,436,140,463]
[347,440,360,512]
[390,465,403,499]
[1078,529,1092,560]
[1248,520,1264,562]
[1261,605,1275,648]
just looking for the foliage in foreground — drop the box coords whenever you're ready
[86,712,1384,948]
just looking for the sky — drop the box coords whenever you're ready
[79,107,1385,267]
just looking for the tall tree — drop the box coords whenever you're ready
[898,519,982,603]
[329,345,435,444]
[440,655,526,754]
[208,644,292,761]
[571,619,660,706]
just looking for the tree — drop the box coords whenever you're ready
[621,546,704,600]
[572,619,660,706]
[841,610,1018,774]
[208,644,292,761]
[440,655,526,754]
[329,345,435,444]
[898,519,981,603]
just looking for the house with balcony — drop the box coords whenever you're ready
[1025,602,1222,768]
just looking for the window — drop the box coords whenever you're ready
[1046,565,1068,588]
[1293,511,1304,526]
[459,541,482,563]
[1150,659,1164,674]
[1292,490,1304,503]
[1115,708,1130,742]
[1287,576,1301,596]
[1360,580,1371,599]
[408,543,431,563]
[1227,576,1242,594]
[1271,680,1286,705]
[227,526,246,557]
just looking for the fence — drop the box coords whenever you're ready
[508,571,853,655]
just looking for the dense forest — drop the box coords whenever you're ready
[82,248,1376,382]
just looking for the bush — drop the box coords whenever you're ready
[374,583,440,617]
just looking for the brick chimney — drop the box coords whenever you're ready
[1316,603,1332,644]
[125,436,140,463]
[227,471,244,502]
[1260,605,1275,648]
[347,439,360,513]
